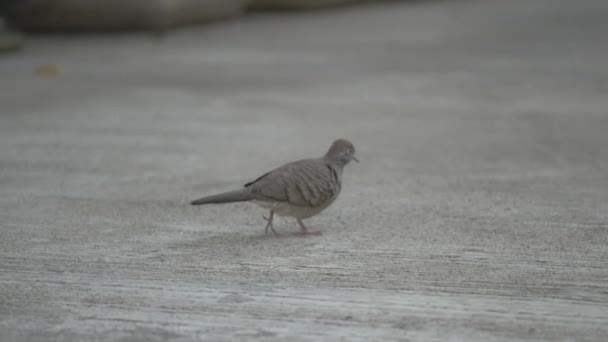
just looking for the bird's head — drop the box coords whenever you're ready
[324,139,358,166]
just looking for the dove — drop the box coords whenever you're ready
[190,139,357,235]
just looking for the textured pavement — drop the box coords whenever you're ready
[1,0,608,341]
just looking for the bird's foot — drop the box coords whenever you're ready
[298,227,322,236]
[266,225,279,236]
[263,215,279,236]
[296,218,321,236]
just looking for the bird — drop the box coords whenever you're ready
[190,139,358,235]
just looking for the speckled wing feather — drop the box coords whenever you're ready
[244,158,341,207]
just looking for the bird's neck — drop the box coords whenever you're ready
[324,157,347,170]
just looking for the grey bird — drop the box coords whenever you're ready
[190,139,358,235]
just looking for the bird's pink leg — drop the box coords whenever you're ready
[263,211,278,236]
[297,218,321,235]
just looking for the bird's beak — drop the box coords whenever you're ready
[352,156,359,163]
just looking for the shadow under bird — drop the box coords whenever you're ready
[190,139,358,235]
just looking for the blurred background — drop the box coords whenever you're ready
[1,0,607,341]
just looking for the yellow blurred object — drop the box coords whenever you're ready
[35,64,59,76]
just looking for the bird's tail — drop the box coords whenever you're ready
[190,189,254,205]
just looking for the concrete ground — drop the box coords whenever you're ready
[1,0,607,341]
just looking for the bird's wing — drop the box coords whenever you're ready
[246,159,338,207]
